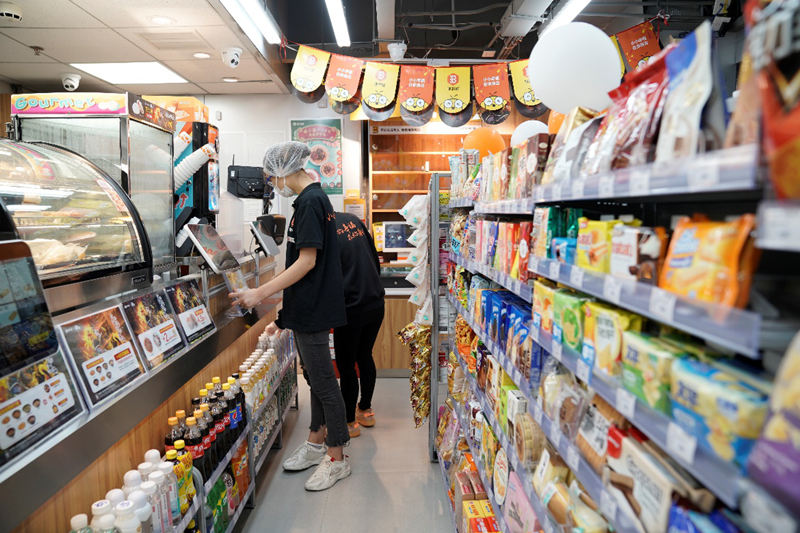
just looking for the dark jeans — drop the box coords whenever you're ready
[333,305,384,424]
[296,330,350,448]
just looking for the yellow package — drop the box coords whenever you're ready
[463,500,486,533]
[621,332,685,415]
[533,447,569,497]
[478,500,494,517]
[533,279,557,334]
[659,215,759,308]
[584,302,643,377]
[576,218,623,273]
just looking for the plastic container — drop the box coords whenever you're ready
[126,490,152,533]
[147,471,172,533]
[105,489,125,512]
[140,481,164,533]
[165,417,182,452]
[137,461,155,482]
[165,449,188,515]
[174,440,195,503]
[122,470,142,498]
[69,513,92,533]
[143,449,162,466]
[94,513,120,533]
[157,461,180,525]
[113,500,141,533]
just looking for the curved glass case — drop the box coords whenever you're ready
[0,140,152,313]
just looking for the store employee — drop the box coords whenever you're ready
[229,141,350,492]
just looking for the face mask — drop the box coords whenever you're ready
[275,177,296,198]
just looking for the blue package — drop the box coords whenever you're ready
[552,237,577,265]
[529,343,545,392]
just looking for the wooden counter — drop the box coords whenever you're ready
[374,295,417,371]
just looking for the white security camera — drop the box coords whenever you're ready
[222,47,242,68]
[61,73,81,91]
[388,42,407,62]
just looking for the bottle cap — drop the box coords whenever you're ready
[91,499,111,515]
[222,383,231,390]
[193,409,203,418]
[70,514,89,529]
[212,377,221,384]
[123,470,142,487]
[232,372,240,379]
[200,403,210,412]
[228,377,236,384]
[165,450,178,460]
[168,416,178,426]
[189,520,196,527]
[191,397,201,405]
[127,490,148,512]
[241,378,250,386]
[176,409,186,418]
[239,364,249,373]
[105,488,125,508]
[96,514,116,529]
[137,461,154,477]
[149,470,165,484]
[186,417,197,426]
[174,439,185,450]
[114,500,135,516]
[199,389,208,397]
[140,481,156,495]
[205,382,214,390]
[144,449,161,465]
[158,462,174,477]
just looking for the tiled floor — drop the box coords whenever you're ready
[234,377,453,533]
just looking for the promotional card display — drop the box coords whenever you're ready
[223,269,252,317]
[165,280,215,344]
[59,306,146,407]
[122,291,185,369]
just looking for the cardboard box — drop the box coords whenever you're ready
[469,516,501,533]
[478,499,494,517]
[506,389,528,441]
[455,472,476,531]
[462,500,485,533]
[467,471,487,500]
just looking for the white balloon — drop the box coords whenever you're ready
[529,22,621,114]
[510,120,549,147]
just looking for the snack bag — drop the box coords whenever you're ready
[576,218,624,274]
[583,302,643,377]
[532,207,550,259]
[542,107,598,184]
[532,279,556,334]
[621,331,686,415]
[659,214,758,308]
[516,221,533,282]
[610,225,668,284]
[553,290,592,353]
[552,237,577,265]
[527,133,552,187]
[551,116,603,182]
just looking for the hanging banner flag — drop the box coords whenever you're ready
[362,62,400,109]
[508,59,540,106]
[435,67,471,114]
[473,64,510,111]
[615,21,662,70]
[398,65,435,112]
[325,55,364,102]
[291,46,331,93]
[610,36,627,78]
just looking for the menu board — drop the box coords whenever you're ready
[165,280,215,344]
[122,290,185,369]
[59,306,146,406]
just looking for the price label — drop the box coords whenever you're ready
[535,187,545,202]
[551,425,562,448]
[544,518,555,533]
[687,161,720,191]
[599,175,615,197]
[530,325,540,343]
[569,267,584,288]
[552,182,562,201]
[529,257,540,273]
[534,404,543,426]
[649,288,677,322]
[667,422,698,464]
[759,204,800,252]
[566,445,580,471]
[615,388,637,420]
[549,261,561,280]
[551,341,563,361]
[571,179,585,199]
[603,276,623,304]
[600,491,618,522]
[576,359,591,383]
[629,169,651,196]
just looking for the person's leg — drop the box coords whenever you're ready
[355,306,384,417]
[301,364,326,444]
[333,321,362,424]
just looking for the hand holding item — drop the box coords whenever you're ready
[265,321,281,336]
[228,288,264,309]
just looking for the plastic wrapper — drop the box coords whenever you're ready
[554,380,589,442]
[542,107,598,183]
[407,220,429,247]
[408,277,430,307]
[540,358,572,420]
[405,261,429,287]
[577,393,629,474]
[399,194,429,227]
[551,116,603,182]
[407,246,428,267]
[414,296,433,325]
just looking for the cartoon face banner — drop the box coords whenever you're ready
[435,67,471,114]
[398,65,435,112]
[509,60,540,106]
[325,55,364,102]
[362,62,400,109]
[615,21,662,71]
[473,64,511,111]
[291,46,331,93]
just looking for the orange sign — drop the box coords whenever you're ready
[325,54,364,102]
[362,62,400,109]
[291,46,331,93]
[398,65,435,112]
[509,60,540,107]
[616,21,662,70]
[435,67,471,114]
[473,64,510,111]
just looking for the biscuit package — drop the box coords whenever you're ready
[583,302,643,377]
[577,218,624,274]
[532,279,557,334]
[553,290,593,353]
[621,331,686,415]
[610,225,668,284]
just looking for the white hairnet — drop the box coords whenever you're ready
[263,141,311,177]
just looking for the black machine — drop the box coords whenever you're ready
[227,164,266,199]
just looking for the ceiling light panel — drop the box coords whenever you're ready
[324,0,351,47]
[71,62,188,84]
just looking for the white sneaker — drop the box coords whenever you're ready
[304,456,351,491]
[282,442,327,471]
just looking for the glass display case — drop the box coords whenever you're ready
[0,139,153,314]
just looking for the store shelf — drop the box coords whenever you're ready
[438,458,458,533]
[175,476,202,532]
[372,209,404,213]
[250,353,297,426]
[255,388,297,475]
[204,423,251,493]
[372,170,439,174]
[372,151,459,155]
[224,483,255,533]
[757,200,800,253]
[527,256,760,357]
[532,144,760,203]
[448,198,474,208]
[372,189,430,193]
[474,198,535,215]
[448,251,532,303]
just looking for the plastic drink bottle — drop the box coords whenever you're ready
[140,481,164,533]
[164,417,182,452]
[68,513,92,533]
[231,442,249,498]
[205,382,214,396]
[211,376,222,393]
[193,408,215,477]
[165,449,187,515]
[137,462,154,482]
[113,500,141,533]
[210,392,229,455]
[143,449,161,466]
[147,471,172,533]
[191,396,201,411]
[175,410,188,435]
[106,489,125,512]
[126,490,152,533]
[122,471,143,498]
[223,383,239,440]
[229,375,246,427]
[184,416,207,480]
[221,465,239,520]
[90,501,112,531]
[157,461,180,525]
[94,514,121,533]
[240,378,253,414]
[199,403,218,470]
[173,439,195,503]
[199,388,209,406]
[186,519,199,533]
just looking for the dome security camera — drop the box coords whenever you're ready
[388,42,407,62]
[222,47,242,68]
[61,73,81,91]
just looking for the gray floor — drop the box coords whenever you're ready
[234,377,453,533]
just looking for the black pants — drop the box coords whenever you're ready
[333,305,384,423]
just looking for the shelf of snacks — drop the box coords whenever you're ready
[474,198,535,215]
[448,197,474,208]
[756,200,800,253]
[438,452,459,533]
[448,251,532,303]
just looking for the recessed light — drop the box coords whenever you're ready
[148,15,175,25]
[193,52,212,59]
[222,77,239,83]
[71,62,188,84]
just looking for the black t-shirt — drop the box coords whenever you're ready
[334,212,385,322]
[275,183,346,332]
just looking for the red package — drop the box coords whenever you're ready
[518,222,533,283]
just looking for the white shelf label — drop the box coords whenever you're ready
[571,179,585,199]
[603,276,623,304]
[667,422,697,464]
[600,491,618,522]
[534,404,543,426]
[569,267,584,289]
[566,445,580,471]
[599,175,615,198]
[687,161,720,191]
[615,388,637,420]
[629,169,651,196]
[549,261,561,280]
[576,359,591,383]
[552,182,562,201]
[529,257,540,273]
[551,425,562,448]
[551,342,563,361]
[535,187,545,202]
[530,325,540,343]
[649,288,677,322]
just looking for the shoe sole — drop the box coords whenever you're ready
[304,466,352,491]
[349,428,361,437]
[282,455,325,472]
[357,418,375,427]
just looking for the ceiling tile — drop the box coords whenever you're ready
[115,25,253,61]
[115,82,206,95]
[198,81,279,94]
[0,28,154,62]
[164,57,268,84]
[0,32,56,63]
[0,61,119,92]
[0,0,105,28]
[71,0,225,28]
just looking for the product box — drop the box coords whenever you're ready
[504,472,540,533]
[469,516,500,533]
[517,221,533,282]
[532,279,556,334]
[478,499,494,518]
[610,225,667,284]
[468,471,487,500]
[553,290,593,353]
[506,222,520,276]
[577,218,624,273]
[486,221,499,271]
[527,134,552,186]
[529,344,546,393]
[462,500,486,533]
[583,301,643,377]
[499,384,519,432]
[621,332,685,415]
[455,472,476,529]
[496,222,507,272]
[506,390,528,441]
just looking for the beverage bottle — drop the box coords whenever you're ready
[231,443,249,501]
[105,489,125,511]
[215,478,229,530]
[194,408,215,476]
[173,440,196,504]
[205,382,215,395]
[157,461,180,526]
[94,514,121,533]
[165,450,187,515]
[127,490,152,533]
[199,388,209,406]
[210,392,230,456]
[221,465,239,519]
[184,416,207,481]
[138,461,154,482]
[165,416,182,452]
[90,500,112,531]
[140,481,164,533]
[148,471,172,533]
[186,519,199,533]
[222,383,239,441]
[68,513,92,533]
[175,410,188,435]
[191,396,201,411]
[229,375,246,427]
[122,470,142,498]
[240,377,253,415]
[211,376,222,393]
[200,403,218,471]
[113,500,141,533]
[144,449,161,466]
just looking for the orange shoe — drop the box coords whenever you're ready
[356,408,375,427]
[348,422,361,438]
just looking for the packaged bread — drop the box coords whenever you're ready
[514,412,546,472]
[659,214,759,308]
[533,446,569,497]
[584,302,643,377]
[541,480,572,525]
[621,332,686,415]
[577,394,628,474]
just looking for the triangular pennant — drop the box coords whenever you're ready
[615,21,662,71]
[398,65,435,112]
[291,46,331,93]
[362,62,400,109]
[509,59,541,107]
[473,64,510,111]
[325,55,364,102]
[435,67,471,114]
